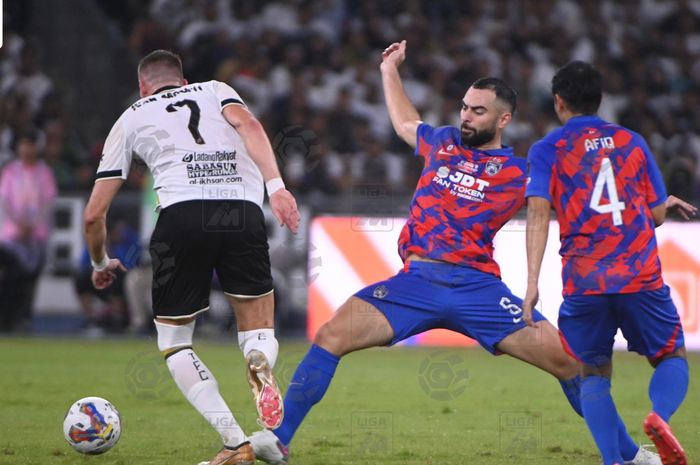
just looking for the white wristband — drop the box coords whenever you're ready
[91,254,110,272]
[265,177,285,196]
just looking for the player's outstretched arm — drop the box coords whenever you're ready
[84,178,127,289]
[223,104,300,233]
[523,196,551,327]
[380,40,421,149]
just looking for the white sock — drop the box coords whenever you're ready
[238,328,278,367]
[166,348,247,447]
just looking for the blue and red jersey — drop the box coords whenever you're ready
[526,115,667,295]
[398,123,527,278]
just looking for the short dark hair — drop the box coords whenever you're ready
[551,61,602,115]
[137,50,184,81]
[471,77,517,114]
[12,127,40,151]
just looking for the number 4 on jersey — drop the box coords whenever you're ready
[590,157,626,226]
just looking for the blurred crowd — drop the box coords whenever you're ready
[117,0,700,201]
[1,0,700,332]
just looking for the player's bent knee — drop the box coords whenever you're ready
[648,346,687,367]
[155,319,195,356]
[313,321,347,357]
[554,353,580,380]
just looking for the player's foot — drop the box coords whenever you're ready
[643,412,687,465]
[196,442,254,465]
[625,445,662,465]
[249,429,289,464]
[246,349,284,429]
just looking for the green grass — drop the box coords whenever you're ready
[0,337,697,465]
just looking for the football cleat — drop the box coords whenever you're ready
[246,350,284,429]
[249,429,289,464]
[625,445,662,465]
[197,442,254,465]
[643,412,687,465]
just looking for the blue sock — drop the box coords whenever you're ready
[581,376,623,465]
[561,376,638,461]
[617,418,639,462]
[649,357,689,422]
[273,344,340,446]
[560,375,583,416]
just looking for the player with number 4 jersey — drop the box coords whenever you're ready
[524,61,697,465]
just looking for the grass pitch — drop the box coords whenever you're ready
[0,337,697,465]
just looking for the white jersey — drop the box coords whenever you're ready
[96,80,264,209]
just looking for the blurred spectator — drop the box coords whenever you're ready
[1,43,53,114]
[74,220,141,336]
[0,129,57,331]
[124,262,152,334]
[351,136,405,191]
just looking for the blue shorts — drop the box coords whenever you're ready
[353,261,546,354]
[558,285,685,366]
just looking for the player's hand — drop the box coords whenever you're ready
[381,40,407,70]
[665,195,698,220]
[270,189,301,234]
[522,286,539,328]
[91,259,126,290]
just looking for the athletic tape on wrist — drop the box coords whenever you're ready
[265,177,285,196]
[91,254,110,272]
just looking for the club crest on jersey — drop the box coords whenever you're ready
[484,159,503,176]
[373,285,389,299]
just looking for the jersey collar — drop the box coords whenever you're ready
[153,84,182,94]
[565,114,603,126]
[472,145,514,157]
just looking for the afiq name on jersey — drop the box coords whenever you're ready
[584,136,615,151]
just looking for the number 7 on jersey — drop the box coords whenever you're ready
[166,99,206,145]
[590,157,626,226]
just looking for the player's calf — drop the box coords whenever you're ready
[155,319,249,450]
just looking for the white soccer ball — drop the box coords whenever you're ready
[63,396,121,455]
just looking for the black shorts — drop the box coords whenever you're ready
[149,200,273,318]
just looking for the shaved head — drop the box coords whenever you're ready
[137,50,184,88]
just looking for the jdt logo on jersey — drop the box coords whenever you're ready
[433,167,490,202]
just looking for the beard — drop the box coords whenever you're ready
[460,123,497,148]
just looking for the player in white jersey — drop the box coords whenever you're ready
[83,50,300,465]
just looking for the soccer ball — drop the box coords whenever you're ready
[63,396,121,455]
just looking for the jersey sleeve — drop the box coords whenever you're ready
[525,140,555,201]
[637,134,667,208]
[211,80,247,111]
[414,122,436,158]
[96,114,132,182]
